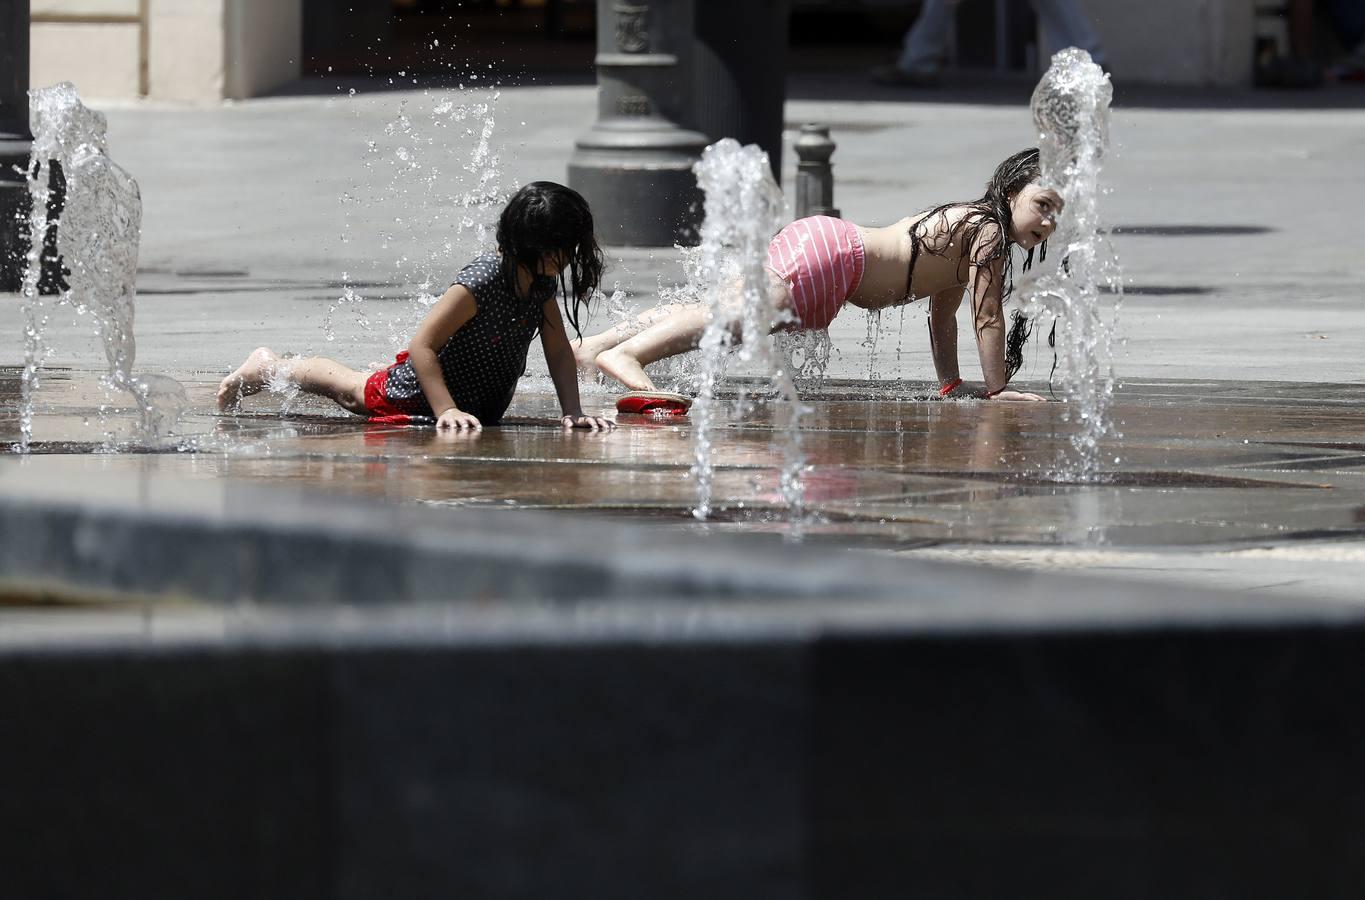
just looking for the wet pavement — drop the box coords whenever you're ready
[2,84,1364,601]
[7,368,1365,555]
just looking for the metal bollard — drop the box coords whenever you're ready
[793,124,838,220]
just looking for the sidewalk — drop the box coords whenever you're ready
[3,76,1363,385]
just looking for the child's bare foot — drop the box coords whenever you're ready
[595,347,657,393]
[572,324,633,381]
[217,347,278,410]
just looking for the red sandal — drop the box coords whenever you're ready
[615,391,693,416]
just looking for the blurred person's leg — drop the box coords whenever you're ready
[1030,0,1106,65]
[871,0,955,84]
[1318,0,1365,47]
[896,0,955,75]
[1318,0,1365,81]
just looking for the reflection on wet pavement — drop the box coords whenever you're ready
[5,368,1365,547]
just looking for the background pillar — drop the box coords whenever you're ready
[0,0,32,292]
[569,0,710,248]
[570,0,791,248]
[692,0,788,178]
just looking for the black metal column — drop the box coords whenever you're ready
[569,0,710,248]
[0,0,32,292]
[692,0,788,178]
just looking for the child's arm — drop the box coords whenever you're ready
[540,299,615,430]
[408,284,480,429]
[928,286,963,392]
[967,223,1010,395]
[968,224,1044,402]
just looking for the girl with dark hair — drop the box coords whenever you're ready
[578,148,1058,407]
[219,181,613,430]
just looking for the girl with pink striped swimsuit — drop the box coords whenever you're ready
[578,149,1059,410]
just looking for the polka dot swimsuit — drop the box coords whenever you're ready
[378,254,543,424]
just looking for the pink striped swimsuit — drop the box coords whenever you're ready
[765,215,866,331]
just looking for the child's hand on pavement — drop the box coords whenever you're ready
[990,390,1047,402]
[436,407,482,430]
[562,414,615,431]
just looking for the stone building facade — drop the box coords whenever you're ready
[29,0,1261,103]
[31,0,302,103]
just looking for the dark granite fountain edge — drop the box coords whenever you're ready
[9,565,1365,900]
[1,460,1359,634]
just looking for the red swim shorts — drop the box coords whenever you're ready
[765,215,865,331]
[364,351,414,420]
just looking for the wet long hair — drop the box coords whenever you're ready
[496,181,605,339]
[912,148,1045,382]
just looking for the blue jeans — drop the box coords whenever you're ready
[898,0,1106,73]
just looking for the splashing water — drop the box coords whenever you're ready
[326,90,505,361]
[688,139,805,526]
[862,308,884,381]
[17,83,185,452]
[1020,49,1122,481]
[778,328,832,391]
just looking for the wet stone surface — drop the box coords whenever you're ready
[5,368,1365,548]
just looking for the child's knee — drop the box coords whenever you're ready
[343,375,370,413]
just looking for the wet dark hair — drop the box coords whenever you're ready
[496,180,605,338]
[912,148,1045,383]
